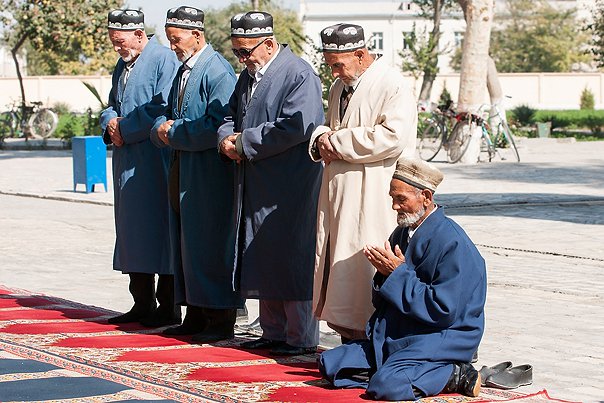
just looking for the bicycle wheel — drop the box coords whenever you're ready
[499,120,520,162]
[0,111,17,139]
[28,108,59,138]
[447,121,473,163]
[418,120,443,161]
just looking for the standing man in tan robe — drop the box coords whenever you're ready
[310,23,417,342]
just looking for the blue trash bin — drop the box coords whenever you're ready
[72,136,107,193]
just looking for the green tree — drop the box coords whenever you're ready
[489,0,591,73]
[586,0,604,68]
[580,87,595,110]
[204,0,305,72]
[1,0,122,108]
[399,0,456,102]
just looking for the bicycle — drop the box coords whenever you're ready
[446,104,520,163]
[0,101,59,142]
[417,100,456,162]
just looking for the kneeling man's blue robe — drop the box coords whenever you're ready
[320,207,486,401]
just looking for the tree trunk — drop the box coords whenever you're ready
[486,55,506,131]
[456,0,493,163]
[11,34,28,116]
[251,0,260,9]
[418,0,443,102]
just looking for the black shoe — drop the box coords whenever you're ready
[240,337,285,350]
[139,310,182,328]
[162,322,204,335]
[108,309,151,324]
[471,350,479,363]
[270,344,317,356]
[443,363,481,397]
[191,325,235,344]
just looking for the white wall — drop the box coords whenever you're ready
[0,72,602,112]
[0,76,112,113]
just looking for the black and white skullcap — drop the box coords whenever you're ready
[107,9,144,31]
[230,11,274,38]
[165,6,204,30]
[320,23,366,53]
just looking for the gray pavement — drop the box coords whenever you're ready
[0,137,603,402]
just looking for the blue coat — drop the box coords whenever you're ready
[100,37,179,275]
[217,46,324,301]
[320,207,487,401]
[151,44,242,309]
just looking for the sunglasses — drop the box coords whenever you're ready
[232,38,269,59]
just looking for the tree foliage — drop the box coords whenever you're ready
[399,1,457,101]
[204,0,305,72]
[0,0,123,75]
[586,0,604,68]
[489,0,591,73]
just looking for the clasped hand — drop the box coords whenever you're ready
[220,133,243,162]
[107,117,124,147]
[317,131,342,165]
[363,241,405,277]
[157,120,174,145]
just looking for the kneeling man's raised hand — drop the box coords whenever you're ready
[363,241,405,276]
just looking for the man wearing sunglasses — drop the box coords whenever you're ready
[150,6,243,343]
[218,11,324,356]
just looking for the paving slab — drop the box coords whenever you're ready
[1,137,603,402]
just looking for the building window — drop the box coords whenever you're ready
[398,1,412,11]
[402,31,412,50]
[370,32,384,51]
[454,31,464,47]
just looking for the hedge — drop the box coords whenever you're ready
[532,109,604,134]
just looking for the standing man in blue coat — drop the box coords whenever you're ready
[100,10,180,326]
[319,157,486,401]
[218,11,324,356]
[150,6,243,343]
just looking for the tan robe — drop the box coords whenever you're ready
[309,56,417,334]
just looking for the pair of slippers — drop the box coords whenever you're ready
[478,362,533,389]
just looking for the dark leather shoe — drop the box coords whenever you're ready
[485,364,532,390]
[443,363,481,397]
[140,311,182,328]
[270,344,317,356]
[162,322,204,335]
[108,309,150,324]
[191,326,234,344]
[240,337,285,350]
[479,361,513,386]
[471,350,479,363]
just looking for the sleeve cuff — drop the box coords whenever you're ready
[235,133,245,158]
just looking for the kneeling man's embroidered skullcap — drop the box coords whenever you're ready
[393,157,444,192]
[320,23,365,53]
[231,11,273,38]
[108,9,144,30]
[165,6,204,30]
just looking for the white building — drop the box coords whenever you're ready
[0,46,27,78]
[300,0,597,74]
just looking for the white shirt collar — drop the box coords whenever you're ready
[184,43,208,70]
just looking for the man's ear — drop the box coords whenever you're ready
[422,188,434,205]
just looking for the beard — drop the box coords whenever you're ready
[176,49,193,63]
[120,49,137,63]
[246,61,263,75]
[397,205,427,228]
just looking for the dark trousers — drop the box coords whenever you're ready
[182,305,236,331]
[128,273,176,316]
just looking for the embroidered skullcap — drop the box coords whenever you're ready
[107,9,144,31]
[393,157,444,192]
[165,6,204,30]
[320,23,365,53]
[231,11,274,38]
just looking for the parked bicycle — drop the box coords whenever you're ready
[446,103,520,163]
[417,100,456,162]
[0,101,59,142]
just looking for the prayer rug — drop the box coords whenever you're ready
[0,286,573,403]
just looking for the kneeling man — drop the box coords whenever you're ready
[319,157,486,401]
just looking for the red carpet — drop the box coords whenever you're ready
[0,285,576,402]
